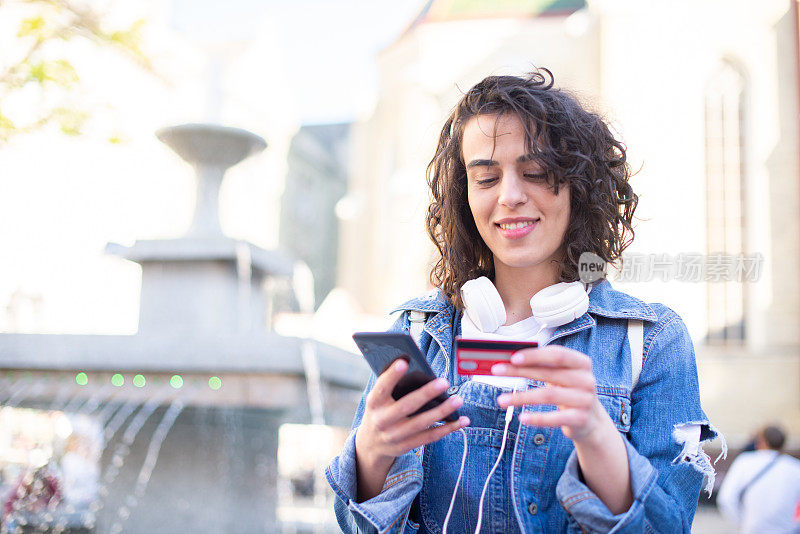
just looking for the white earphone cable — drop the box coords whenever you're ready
[474,402,515,534]
[442,427,468,534]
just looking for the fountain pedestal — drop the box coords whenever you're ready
[107,238,293,333]
[106,124,293,334]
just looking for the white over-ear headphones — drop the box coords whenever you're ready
[460,276,590,332]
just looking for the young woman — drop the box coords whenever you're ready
[327,70,722,533]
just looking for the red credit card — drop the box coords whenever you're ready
[455,338,539,376]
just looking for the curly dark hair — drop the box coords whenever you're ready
[426,69,638,309]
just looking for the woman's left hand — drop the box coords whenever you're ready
[492,345,615,444]
[493,345,634,513]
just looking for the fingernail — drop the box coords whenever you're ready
[459,416,470,427]
[492,364,508,374]
[449,395,463,407]
[510,353,524,364]
[434,378,449,390]
[497,393,510,406]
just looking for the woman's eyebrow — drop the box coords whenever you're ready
[466,159,497,169]
[466,154,538,169]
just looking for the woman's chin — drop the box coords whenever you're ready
[493,256,551,271]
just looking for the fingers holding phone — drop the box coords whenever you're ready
[357,357,469,461]
[365,358,412,410]
[380,374,467,446]
[354,358,468,502]
[351,334,471,502]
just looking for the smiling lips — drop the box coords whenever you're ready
[496,218,540,239]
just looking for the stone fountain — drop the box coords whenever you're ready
[0,124,368,533]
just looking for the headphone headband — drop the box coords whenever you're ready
[460,277,589,333]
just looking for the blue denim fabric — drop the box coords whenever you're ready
[326,279,720,533]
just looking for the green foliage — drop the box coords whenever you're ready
[0,111,17,143]
[17,15,47,38]
[0,0,152,144]
[109,19,147,51]
[53,107,87,136]
[26,59,79,86]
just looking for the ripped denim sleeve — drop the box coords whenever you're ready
[672,421,727,495]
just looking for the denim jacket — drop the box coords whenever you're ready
[326,279,721,533]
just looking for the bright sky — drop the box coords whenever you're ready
[169,0,426,124]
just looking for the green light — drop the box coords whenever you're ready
[133,374,146,388]
[208,376,222,390]
[111,373,124,387]
[75,372,88,386]
[170,375,183,389]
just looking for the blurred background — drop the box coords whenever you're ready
[0,0,798,532]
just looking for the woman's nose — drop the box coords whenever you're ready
[497,173,527,207]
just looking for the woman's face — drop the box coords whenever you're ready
[463,113,570,275]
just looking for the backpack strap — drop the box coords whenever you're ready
[408,310,427,346]
[737,452,781,505]
[628,319,644,390]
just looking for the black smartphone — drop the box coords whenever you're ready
[352,332,458,422]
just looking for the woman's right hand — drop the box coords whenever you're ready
[354,359,470,502]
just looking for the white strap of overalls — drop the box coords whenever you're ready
[628,319,644,389]
[409,310,427,346]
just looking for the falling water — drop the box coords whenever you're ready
[108,399,185,534]
[102,397,150,445]
[96,397,135,429]
[92,393,166,522]
[2,379,46,408]
[46,381,78,411]
[1,380,180,534]
[0,377,27,404]
[0,376,20,402]
[63,382,113,414]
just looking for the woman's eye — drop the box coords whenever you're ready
[524,173,548,181]
[475,177,498,186]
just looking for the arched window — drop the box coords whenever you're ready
[704,61,747,344]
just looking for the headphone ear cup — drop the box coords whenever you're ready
[530,281,589,328]
[461,277,506,333]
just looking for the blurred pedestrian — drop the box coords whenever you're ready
[718,425,800,533]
